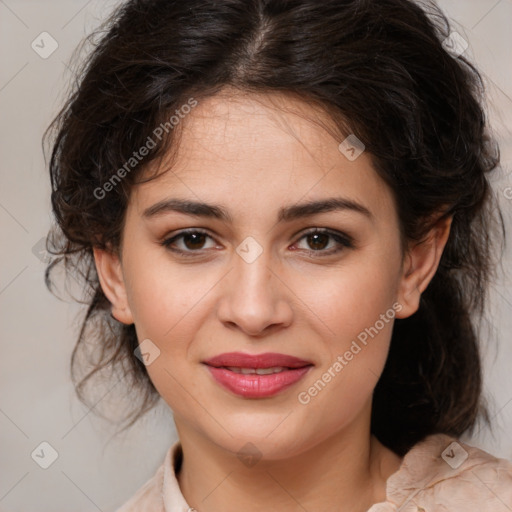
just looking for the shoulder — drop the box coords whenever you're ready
[113,450,169,512]
[385,434,512,511]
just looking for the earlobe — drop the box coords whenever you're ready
[395,215,453,319]
[92,247,134,325]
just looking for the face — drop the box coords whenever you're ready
[94,88,449,459]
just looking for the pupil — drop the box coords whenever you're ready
[184,233,205,250]
[308,233,328,250]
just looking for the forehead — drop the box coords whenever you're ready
[169,89,346,173]
[129,89,395,222]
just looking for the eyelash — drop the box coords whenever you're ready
[160,228,354,258]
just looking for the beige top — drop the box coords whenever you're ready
[115,433,512,511]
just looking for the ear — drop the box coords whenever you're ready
[395,215,453,319]
[93,246,134,325]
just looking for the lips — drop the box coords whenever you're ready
[203,351,313,369]
[203,352,313,398]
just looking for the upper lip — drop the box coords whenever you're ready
[203,352,313,369]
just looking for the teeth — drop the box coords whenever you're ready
[226,366,288,375]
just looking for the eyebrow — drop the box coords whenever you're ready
[142,197,373,223]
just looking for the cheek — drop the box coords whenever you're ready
[123,256,219,402]
[123,249,209,340]
[292,251,400,403]
[295,302,395,440]
[295,251,400,345]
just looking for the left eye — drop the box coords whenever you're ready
[293,229,354,254]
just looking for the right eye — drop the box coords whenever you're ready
[161,229,219,256]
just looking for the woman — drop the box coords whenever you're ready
[44,0,512,510]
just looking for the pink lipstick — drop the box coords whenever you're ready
[203,352,313,398]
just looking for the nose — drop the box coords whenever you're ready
[216,247,293,337]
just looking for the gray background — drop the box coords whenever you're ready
[1,0,511,510]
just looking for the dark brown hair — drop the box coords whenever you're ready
[44,0,505,455]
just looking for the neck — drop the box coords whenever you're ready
[175,411,402,512]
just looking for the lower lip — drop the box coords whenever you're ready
[205,365,312,398]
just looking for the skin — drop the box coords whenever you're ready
[94,88,452,512]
